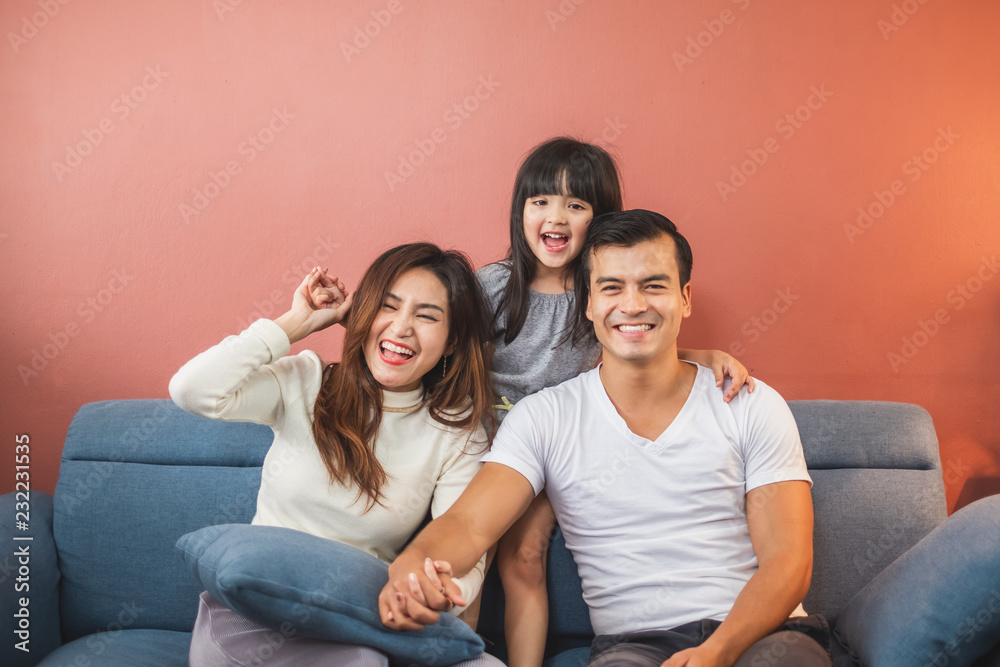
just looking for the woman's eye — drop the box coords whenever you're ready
[418,313,439,322]
[382,303,397,311]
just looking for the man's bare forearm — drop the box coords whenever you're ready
[381,463,536,629]
[390,511,490,581]
[695,555,812,665]
[697,480,814,665]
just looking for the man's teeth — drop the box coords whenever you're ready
[617,324,652,332]
[381,342,413,356]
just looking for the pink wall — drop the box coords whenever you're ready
[2,0,998,511]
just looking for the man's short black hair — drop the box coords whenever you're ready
[569,209,693,344]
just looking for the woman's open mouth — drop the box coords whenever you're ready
[379,340,415,365]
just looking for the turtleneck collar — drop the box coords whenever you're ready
[381,384,425,412]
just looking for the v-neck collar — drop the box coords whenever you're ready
[590,361,702,454]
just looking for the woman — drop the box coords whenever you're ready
[170,243,502,666]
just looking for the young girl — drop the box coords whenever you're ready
[479,137,753,667]
[170,243,504,667]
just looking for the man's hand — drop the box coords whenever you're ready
[377,463,535,631]
[661,644,726,667]
[379,556,466,630]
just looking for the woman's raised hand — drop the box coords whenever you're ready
[275,267,353,344]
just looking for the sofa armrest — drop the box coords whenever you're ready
[1,490,62,667]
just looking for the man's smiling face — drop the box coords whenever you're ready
[585,233,691,365]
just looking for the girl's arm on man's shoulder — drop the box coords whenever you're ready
[678,348,755,402]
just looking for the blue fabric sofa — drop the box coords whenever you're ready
[1,399,997,666]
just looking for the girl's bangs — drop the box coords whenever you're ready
[521,161,600,207]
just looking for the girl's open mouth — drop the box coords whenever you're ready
[542,232,569,252]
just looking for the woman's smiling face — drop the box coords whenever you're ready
[363,268,451,392]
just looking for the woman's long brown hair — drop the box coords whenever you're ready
[311,243,497,511]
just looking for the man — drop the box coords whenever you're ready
[379,210,831,666]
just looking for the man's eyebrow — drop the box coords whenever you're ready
[643,274,672,283]
[385,292,445,312]
[593,274,672,284]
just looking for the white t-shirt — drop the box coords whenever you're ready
[481,362,811,635]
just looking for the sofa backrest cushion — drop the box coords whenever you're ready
[806,467,945,624]
[792,400,943,470]
[792,401,947,624]
[53,400,271,641]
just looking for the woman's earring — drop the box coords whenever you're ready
[442,355,448,378]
